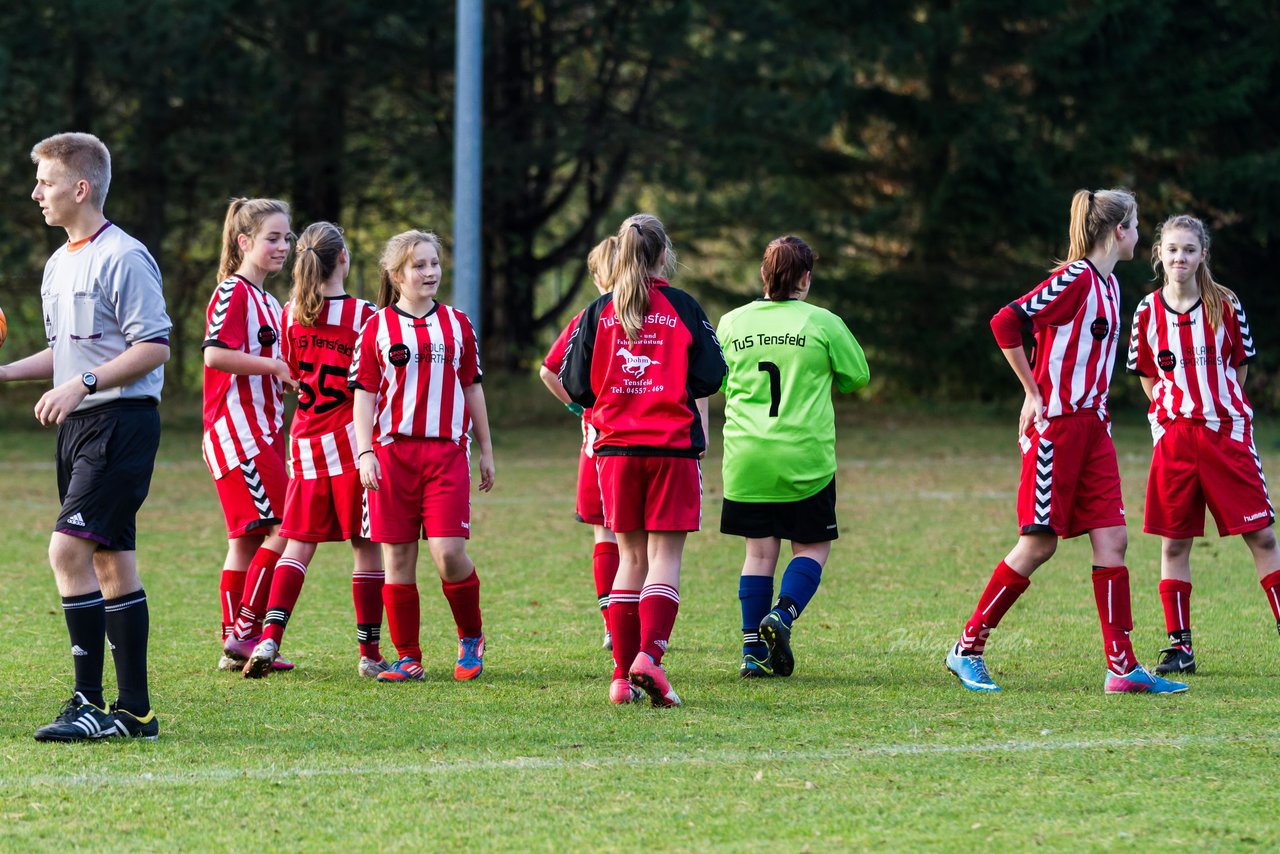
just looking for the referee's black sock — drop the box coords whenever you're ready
[62,591,106,708]
[104,590,150,715]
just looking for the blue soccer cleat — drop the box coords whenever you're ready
[739,653,774,678]
[946,643,1001,692]
[1104,664,1188,695]
[454,635,485,681]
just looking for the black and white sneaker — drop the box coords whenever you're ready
[1153,645,1196,675]
[108,703,160,740]
[34,692,115,742]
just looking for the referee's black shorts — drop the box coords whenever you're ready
[55,399,161,551]
[720,477,838,543]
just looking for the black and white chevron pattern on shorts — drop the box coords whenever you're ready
[360,491,371,539]
[240,458,274,519]
[1250,439,1273,510]
[1034,438,1054,527]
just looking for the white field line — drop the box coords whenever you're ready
[14,732,1266,788]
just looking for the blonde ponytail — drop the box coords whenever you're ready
[609,214,674,342]
[1054,188,1136,269]
[290,222,346,327]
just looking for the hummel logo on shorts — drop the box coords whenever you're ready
[67,513,86,526]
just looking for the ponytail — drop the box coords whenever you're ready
[1053,188,1136,269]
[290,221,346,327]
[586,235,619,290]
[378,229,442,309]
[1150,214,1237,332]
[219,197,290,281]
[609,214,674,342]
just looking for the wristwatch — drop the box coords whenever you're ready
[81,371,98,394]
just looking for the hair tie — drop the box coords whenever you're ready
[1087,191,1095,204]
[630,222,643,232]
[299,246,315,254]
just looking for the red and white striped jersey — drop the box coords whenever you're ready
[1127,291,1256,443]
[282,296,377,479]
[348,302,481,445]
[544,311,596,454]
[202,275,285,479]
[991,260,1122,419]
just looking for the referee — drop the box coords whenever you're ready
[0,132,171,740]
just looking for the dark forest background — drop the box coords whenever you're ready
[2,1,1278,413]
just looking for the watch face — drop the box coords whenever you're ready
[82,372,96,389]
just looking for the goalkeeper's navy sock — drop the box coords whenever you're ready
[739,574,773,657]
[774,557,823,628]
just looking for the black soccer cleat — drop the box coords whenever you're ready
[759,610,795,677]
[1153,646,1196,676]
[108,703,160,740]
[34,692,115,742]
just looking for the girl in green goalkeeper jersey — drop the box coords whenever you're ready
[717,236,869,678]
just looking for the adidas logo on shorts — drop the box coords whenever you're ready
[71,645,88,657]
[67,513,86,526]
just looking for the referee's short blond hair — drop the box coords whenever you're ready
[31,132,112,210]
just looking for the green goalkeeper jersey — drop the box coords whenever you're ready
[718,299,869,502]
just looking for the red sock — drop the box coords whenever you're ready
[441,569,483,638]
[608,589,640,680]
[261,557,307,645]
[959,561,1030,654]
[593,542,620,626]
[382,583,421,662]
[1093,565,1136,675]
[233,547,281,640]
[1261,569,1280,622]
[1158,579,1193,645]
[639,583,680,665]
[353,570,385,659]
[219,569,246,640]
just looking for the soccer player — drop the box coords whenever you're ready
[717,236,869,678]
[560,213,727,707]
[203,198,299,672]
[945,188,1188,695]
[242,222,387,678]
[1128,214,1278,675]
[1,132,169,740]
[351,230,495,683]
[539,236,620,652]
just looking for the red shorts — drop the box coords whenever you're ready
[1145,421,1274,538]
[1016,412,1124,539]
[367,438,471,543]
[596,455,702,534]
[280,468,368,543]
[214,434,288,538]
[576,431,605,525]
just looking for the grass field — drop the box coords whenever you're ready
[2,403,1279,851]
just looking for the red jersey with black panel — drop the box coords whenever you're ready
[559,278,726,457]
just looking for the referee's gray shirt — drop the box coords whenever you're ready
[41,222,172,411]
